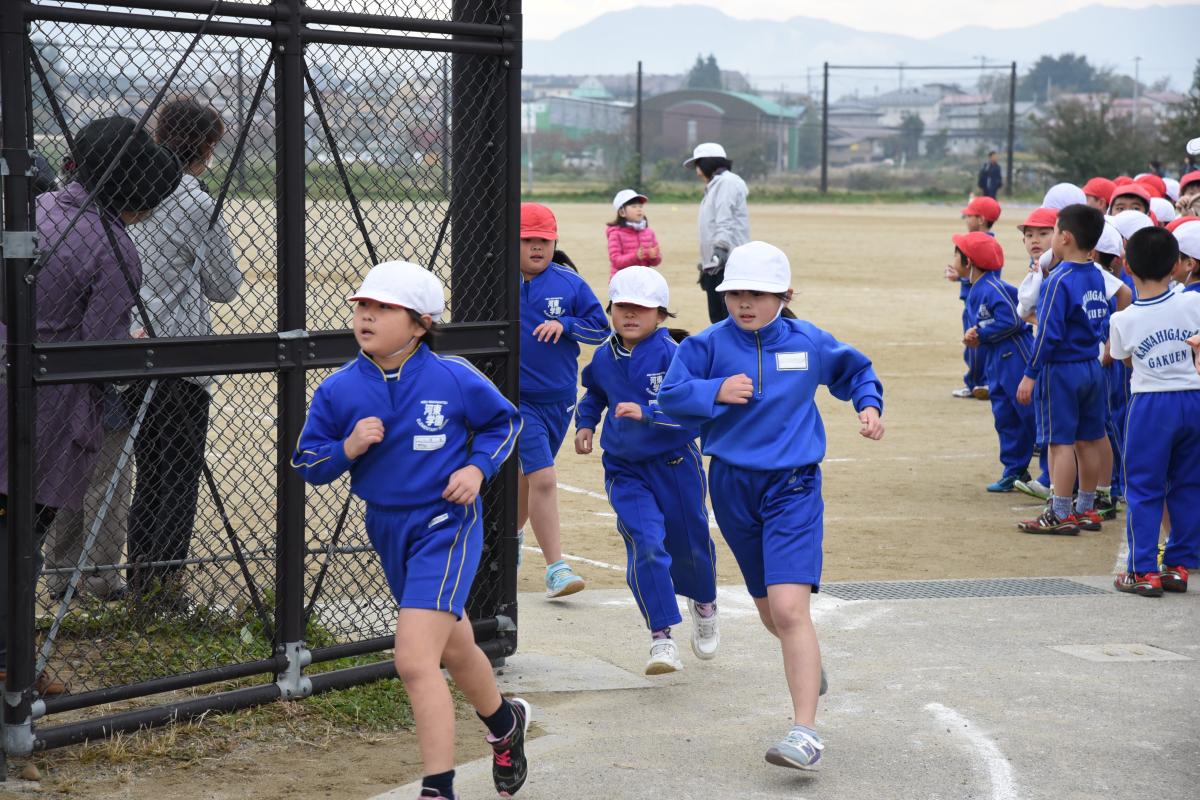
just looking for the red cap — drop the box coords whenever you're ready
[952,231,1005,271]
[1017,207,1058,231]
[1113,176,1134,186]
[961,196,1001,222]
[1167,215,1200,233]
[1135,174,1167,199]
[1110,183,1152,209]
[520,202,558,240]
[1082,177,1115,205]
[1181,170,1200,193]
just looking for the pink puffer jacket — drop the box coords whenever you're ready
[606,223,662,277]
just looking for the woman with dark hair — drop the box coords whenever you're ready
[125,97,243,606]
[685,142,750,323]
[0,116,181,692]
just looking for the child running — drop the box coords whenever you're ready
[659,241,884,771]
[518,202,610,597]
[955,232,1036,491]
[574,266,719,675]
[292,261,530,800]
[606,189,662,277]
[1108,227,1200,596]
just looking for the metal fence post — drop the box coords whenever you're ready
[273,0,311,700]
[1,0,40,766]
[635,59,643,191]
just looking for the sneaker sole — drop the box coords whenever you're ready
[1161,578,1188,592]
[1077,521,1102,532]
[1018,524,1079,536]
[765,747,821,771]
[545,578,585,599]
[1013,483,1051,500]
[645,659,683,675]
[497,697,533,799]
[1115,585,1164,597]
[987,485,1016,493]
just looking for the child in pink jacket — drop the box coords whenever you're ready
[607,189,662,277]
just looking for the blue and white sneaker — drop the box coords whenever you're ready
[987,471,1030,493]
[765,725,824,770]
[544,560,585,599]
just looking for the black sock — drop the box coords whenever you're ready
[422,769,455,798]
[478,698,515,740]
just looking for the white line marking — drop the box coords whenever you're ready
[557,482,609,501]
[522,545,624,572]
[924,703,1019,800]
[824,453,986,464]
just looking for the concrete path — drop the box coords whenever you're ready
[375,578,1199,799]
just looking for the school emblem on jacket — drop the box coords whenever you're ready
[417,400,448,432]
[646,372,665,395]
[545,297,564,317]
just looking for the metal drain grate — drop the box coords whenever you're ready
[822,577,1108,601]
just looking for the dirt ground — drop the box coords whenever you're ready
[3,201,1129,799]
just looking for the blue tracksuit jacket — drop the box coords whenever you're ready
[292,347,521,508]
[520,263,609,402]
[576,328,698,460]
[658,316,883,470]
[1027,260,1109,378]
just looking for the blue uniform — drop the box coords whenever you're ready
[293,347,520,617]
[1028,261,1109,445]
[518,263,608,474]
[961,277,988,391]
[659,316,882,597]
[968,272,1035,478]
[1102,291,1131,496]
[577,328,716,631]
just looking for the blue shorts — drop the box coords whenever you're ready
[518,398,574,474]
[1035,360,1107,445]
[364,499,482,619]
[709,459,823,598]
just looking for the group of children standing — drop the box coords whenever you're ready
[947,172,1200,600]
[291,172,885,796]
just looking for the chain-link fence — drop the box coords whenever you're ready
[1,0,521,763]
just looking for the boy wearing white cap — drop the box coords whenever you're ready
[659,242,884,772]
[292,262,531,800]
[574,267,719,675]
[606,189,662,277]
[1176,221,1200,292]
[685,142,750,323]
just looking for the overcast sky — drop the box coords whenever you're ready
[524,0,1197,40]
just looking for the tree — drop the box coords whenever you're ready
[1033,99,1144,181]
[888,112,924,161]
[795,110,821,170]
[1158,59,1200,166]
[1018,54,1103,103]
[925,128,949,160]
[686,53,722,90]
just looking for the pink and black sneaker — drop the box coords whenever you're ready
[488,698,531,797]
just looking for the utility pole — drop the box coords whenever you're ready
[1133,55,1142,123]
[820,61,829,194]
[525,103,534,193]
[1006,61,1016,198]
[635,60,643,191]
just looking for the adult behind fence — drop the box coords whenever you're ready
[687,142,750,324]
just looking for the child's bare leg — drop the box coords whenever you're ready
[393,609,459,774]
[1095,436,1113,492]
[759,584,821,727]
[753,596,779,637]
[517,471,530,530]
[1075,437,1107,493]
[1049,443,1077,501]
[441,614,504,716]
[523,466,563,564]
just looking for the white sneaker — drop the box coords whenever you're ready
[951,387,973,398]
[645,638,683,675]
[688,599,720,660]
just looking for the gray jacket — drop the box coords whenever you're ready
[129,174,242,341]
[697,169,750,264]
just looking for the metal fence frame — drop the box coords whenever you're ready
[1,0,522,768]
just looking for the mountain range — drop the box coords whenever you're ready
[525,3,1200,93]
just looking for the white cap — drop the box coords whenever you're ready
[609,265,669,308]
[1175,220,1200,260]
[1150,196,1177,224]
[348,261,447,320]
[1164,177,1181,202]
[1042,182,1087,210]
[1111,209,1155,241]
[1189,137,1200,156]
[1095,220,1123,258]
[715,241,791,293]
[612,188,648,211]
[683,142,727,167]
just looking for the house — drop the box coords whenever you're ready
[824,101,889,165]
[641,89,804,171]
[861,85,949,128]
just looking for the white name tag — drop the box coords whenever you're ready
[413,434,446,451]
[776,352,809,371]
[428,513,450,528]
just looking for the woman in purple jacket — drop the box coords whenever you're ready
[0,116,180,695]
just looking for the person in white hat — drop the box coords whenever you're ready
[606,188,662,277]
[684,142,750,323]
[573,266,719,675]
[658,241,884,772]
[293,261,533,800]
[1174,220,1200,293]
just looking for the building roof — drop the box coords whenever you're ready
[572,76,613,100]
[863,87,943,108]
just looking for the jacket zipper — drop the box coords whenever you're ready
[755,330,764,397]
